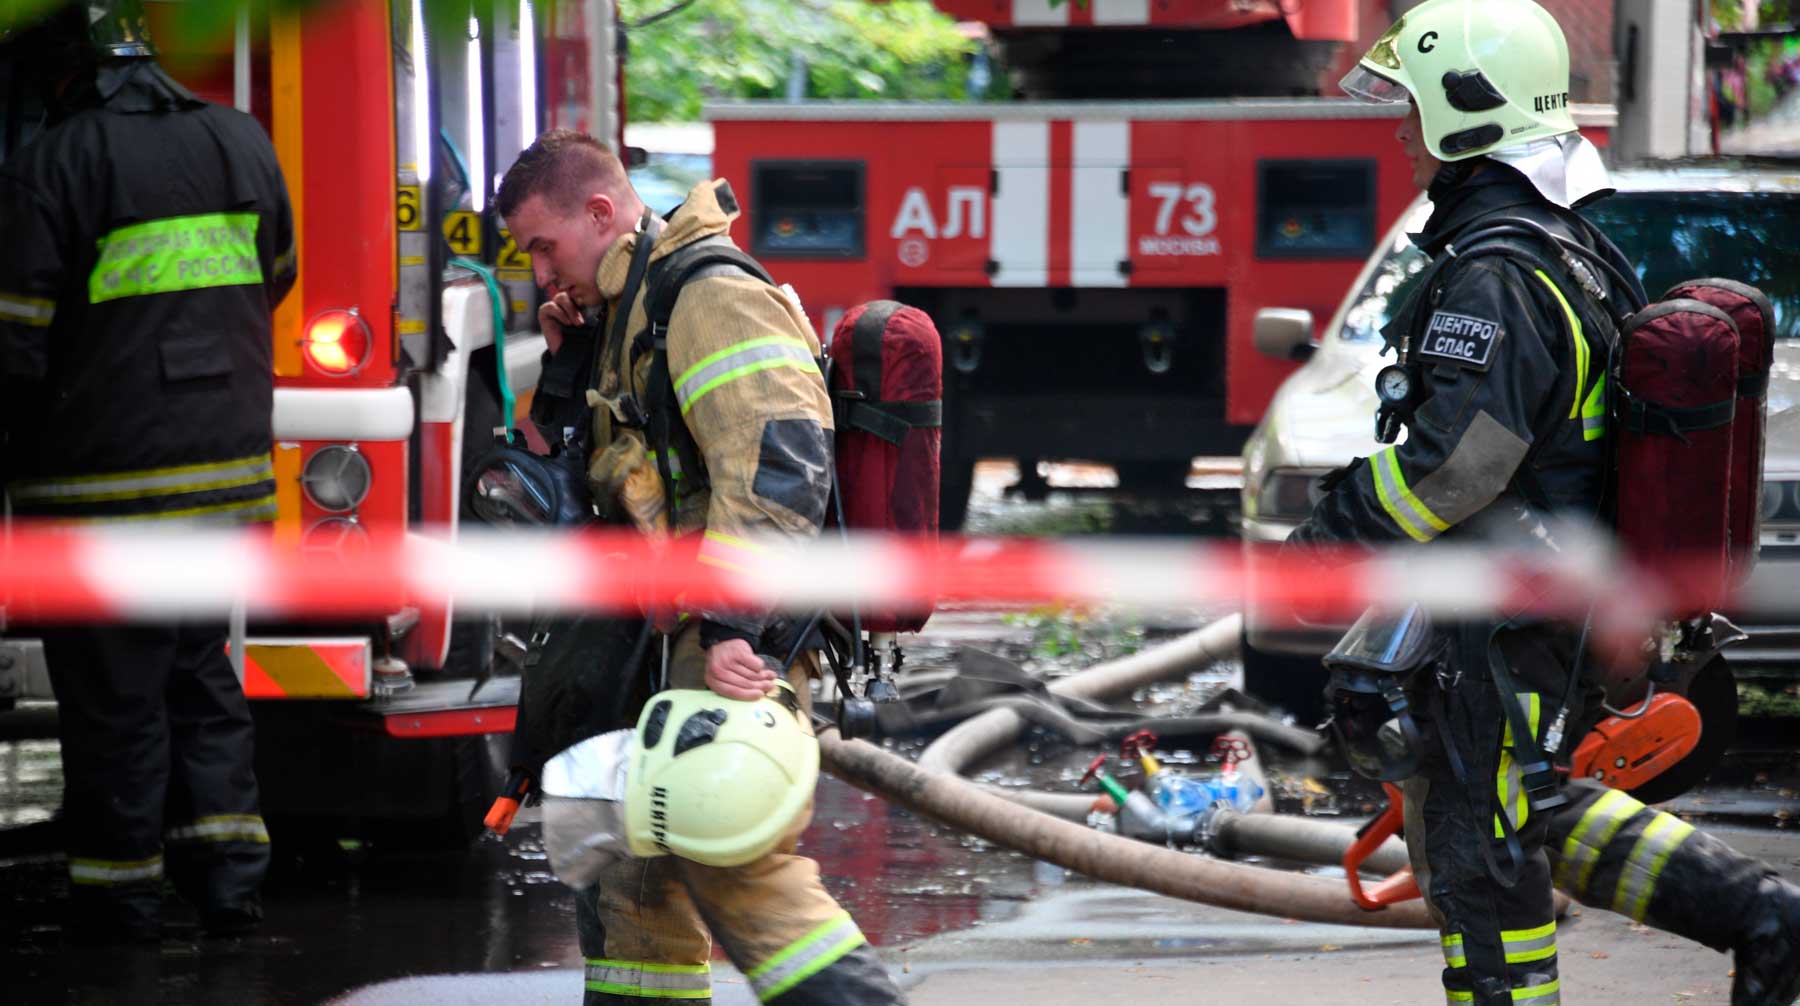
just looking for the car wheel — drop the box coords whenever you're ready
[1240,627,1328,726]
[1627,655,1738,806]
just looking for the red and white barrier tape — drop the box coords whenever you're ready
[0,522,1772,631]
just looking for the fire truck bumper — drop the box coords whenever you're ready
[361,676,519,738]
[955,393,1245,462]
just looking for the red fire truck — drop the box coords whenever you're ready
[0,0,622,837]
[708,0,1610,526]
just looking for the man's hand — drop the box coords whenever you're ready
[704,638,776,701]
[538,292,581,354]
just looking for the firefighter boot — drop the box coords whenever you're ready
[1726,874,1800,1006]
[1551,782,1800,1006]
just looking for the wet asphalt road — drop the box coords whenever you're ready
[3,465,1798,1004]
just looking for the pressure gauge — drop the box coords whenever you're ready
[1375,365,1414,407]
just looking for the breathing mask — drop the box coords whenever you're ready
[1323,604,1442,781]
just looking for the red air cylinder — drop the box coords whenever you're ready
[828,301,944,632]
[1613,298,1741,615]
[1662,279,1777,583]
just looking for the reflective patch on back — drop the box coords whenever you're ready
[89,212,263,304]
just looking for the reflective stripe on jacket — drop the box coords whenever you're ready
[590,180,833,640]
[1289,173,1618,553]
[0,63,294,523]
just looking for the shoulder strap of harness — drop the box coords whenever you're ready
[635,239,779,531]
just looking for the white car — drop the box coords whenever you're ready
[1238,165,1800,726]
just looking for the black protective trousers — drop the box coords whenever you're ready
[41,621,269,940]
[1403,623,1568,1006]
[1404,623,1784,1006]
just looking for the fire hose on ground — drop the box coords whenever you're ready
[819,724,1438,929]
[818,614,1567,927]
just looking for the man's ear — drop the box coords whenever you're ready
[584,192,616,235]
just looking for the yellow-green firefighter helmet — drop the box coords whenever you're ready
[1340,0,1575,161]
[624,681,819,867]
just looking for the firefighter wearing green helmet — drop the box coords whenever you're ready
[1,0,295,943]
[1292,1,1800,1004]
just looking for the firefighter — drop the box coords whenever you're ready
[0,1,295,943]
[497,130,904,1006]
[1291,1,1800,1004]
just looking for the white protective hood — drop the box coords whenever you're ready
[538,729,637,889]
[1487,132,1613,209]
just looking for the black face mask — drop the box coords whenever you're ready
[1327,681,1428,781]
[1322,604,1442,781]
[466,439,596,528]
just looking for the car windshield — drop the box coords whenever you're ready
[629,152,713,217]
[1339,188,1800,343]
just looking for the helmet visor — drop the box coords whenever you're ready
[1341,64,1411,105]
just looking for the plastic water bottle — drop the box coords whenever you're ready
[1132,748,1215,815]
[1215,765,1265,814]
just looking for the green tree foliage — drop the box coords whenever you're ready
[620,0,986,122]
[1711,0,1792,31]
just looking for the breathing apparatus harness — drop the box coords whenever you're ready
[1339,208,1647,886]
[603,208,894,736]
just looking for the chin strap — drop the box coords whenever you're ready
[1427,158,1481,202]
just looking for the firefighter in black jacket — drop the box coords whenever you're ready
[0,1,295,942]
[1291,1,1800,1004]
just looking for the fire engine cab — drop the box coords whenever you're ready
[0,0,622,838]
[709,0,1608,525]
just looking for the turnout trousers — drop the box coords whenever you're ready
[1405,623,1798,1006]
[41,621,269,941]
[577,625,903,1005]
[1403,624,1566,1006]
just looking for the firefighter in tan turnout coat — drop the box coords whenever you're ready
[498,129,904,1006]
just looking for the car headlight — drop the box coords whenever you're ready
[1763,481,1786,523]
[301,444,373,513]
[1257,468,1331,522]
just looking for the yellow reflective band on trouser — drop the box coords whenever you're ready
[671,335,819,417]
[1447,991,1475,1005]
[1612,812,1697,922]
[1441,932,1467,968]
[585,959,711,1000]
[696,529,771,575]
[69,854,163,887]
[1534,270,1606,442]
[1512,979,1561,1006]
[1371,447,1448,543]
[1502,921,1557,964]
[166,814,270,845]
[8,452,275,505]
[1495,692,1541,839]
[746,911,867,1003]
[1554,787,1640,892]
[89,212,263,304]
[0,291,55,327]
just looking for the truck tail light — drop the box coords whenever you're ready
[304,308,372,376]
